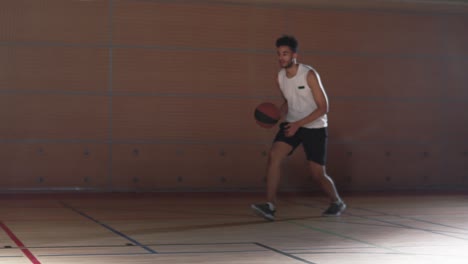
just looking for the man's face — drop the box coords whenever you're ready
[277,46,296,69]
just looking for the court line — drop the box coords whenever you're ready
[30,244,468,259]
[346,212,468,240]
[0,221,41,264]
[38,253,152,257]
[354,207,468,235]
[34,242,317,262]
[281,199,402,252]
[345,211,468,241]
[290,201,468,241]
[287,216,468,236]
[291,251,468,258]
[14,242,468,258]
[254,242,317,264]
[38,249,266,257]
[59,201,157,254]
[4,241,392,251]
[24,241,255,249]
[286,220,400,253]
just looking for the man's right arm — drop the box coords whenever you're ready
[276,77,288,119]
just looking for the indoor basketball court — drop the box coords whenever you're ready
[0,0,467,263]
[1,193,467,263]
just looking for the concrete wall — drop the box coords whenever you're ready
[0,0,467,192]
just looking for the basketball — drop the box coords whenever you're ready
[254,102,281,128]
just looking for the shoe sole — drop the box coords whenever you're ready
[322,204,347,217]
[251,204,275,221]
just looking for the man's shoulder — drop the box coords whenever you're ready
[301,64,320,78]
[300,63,315,73]
[277,68,286,77]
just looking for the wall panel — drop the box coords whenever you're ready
[111,144,269,190]
[301,55,445,99]
[0,0,108,44]
[327,143,355,189]
[287,8,446,55]
[112,49,279,96]
[0,143,108,188]
[444,16,468,56]
[112,96,280,142]
[381,144,442,189]
[444,58,468,99]
[113,1,285,49]
[442,101,468,143]
[0,46,108,92]
[328,100,444,143]
[0,94,108,140]
[337,144,394,190]
[442,144,468,188]
[0,1,466,192]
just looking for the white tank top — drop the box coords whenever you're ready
[278,63,328,128]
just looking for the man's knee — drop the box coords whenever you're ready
[308,161,326,180]
[268,142,292,165]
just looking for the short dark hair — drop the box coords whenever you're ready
[276,35,298,53]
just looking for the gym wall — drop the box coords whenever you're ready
[0,0,467,192]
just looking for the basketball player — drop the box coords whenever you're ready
[251,35,346,221]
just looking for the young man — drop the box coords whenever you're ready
[251,35,346,221]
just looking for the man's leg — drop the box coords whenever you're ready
[308,162,341,203]
[308,161,346,216]
[266,141,293,205]
[251,141,292,221]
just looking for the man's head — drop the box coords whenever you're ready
[275,35,298,69]
[276,35,298,53]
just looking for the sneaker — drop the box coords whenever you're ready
[322,201,346,216]
[251,203,276,221]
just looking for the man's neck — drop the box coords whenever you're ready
[285,63,299,78]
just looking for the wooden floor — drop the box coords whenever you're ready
[0,192,467,264]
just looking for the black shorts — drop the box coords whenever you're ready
[274,122,328,165]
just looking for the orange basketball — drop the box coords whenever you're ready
[254,102,281,128]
